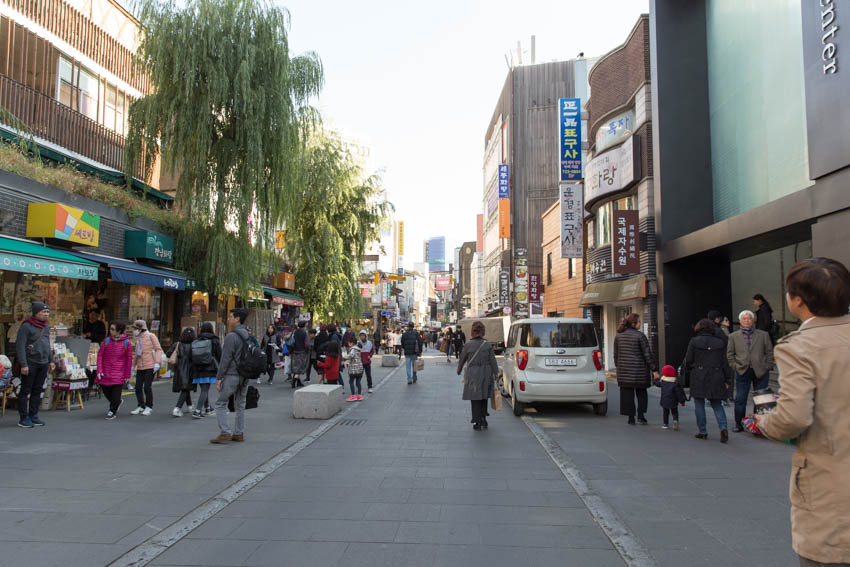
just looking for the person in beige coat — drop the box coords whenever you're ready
[727,310,774,431]
[755,257,850,567]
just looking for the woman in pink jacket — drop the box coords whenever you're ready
[96,321,133,420]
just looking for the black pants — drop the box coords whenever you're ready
[619,387,648,418]
[306,359,319,382]
[470,399,488,424]
[364,363,373,388]
[19,362,49,418]
[662,407,679,425]
[101,384,123,413]
[176,389,193,409]
[135,368,155,409]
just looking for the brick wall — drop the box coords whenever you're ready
[587,16,651,145]
[541,204,584,318]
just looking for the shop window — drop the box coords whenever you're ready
[128,285,161,328]
[595,196,635,247]
[78,67,98,121]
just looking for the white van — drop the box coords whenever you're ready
[501,318,607,416]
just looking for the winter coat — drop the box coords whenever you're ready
[216,325,247,383]
[317,355,340,381]
[758,315,850,564]
[727,329,774,378]
[15,319,51,367]
[680,331,729,400]
[291,328,309,354]
[346,345,364,376]
[755,303,773,334]
[261,331,281,364]
[172,341,195,392]
[134,330,163,371]
[191,332,222,377]
[454,330,466,350]
[654,377,679,410]
[613,328,656,389]
[314,330,329,355]
[401,329,422,356]
[96,334,132,386]
[457,338,499,401]
[360,339,374,365]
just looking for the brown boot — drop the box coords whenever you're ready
[210,433,232,444]
[231,433,244,442]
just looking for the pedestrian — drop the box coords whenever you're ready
[754,258,850,566]
[727,309,774,432]
[191,322,220,419]
[752,293,775,337]
[260,324,281,385]
[654,365,681,430]
[681,318,730,442]
[708,310,731,337]
[96,321,132,420]
[130,320,162,416]
[83,309,107,345]
[210,308,250,444]
[394,328,403,359]
[707,309,733,404]
[453,325,466,360]
[401,322,423,385]
[170,327,197,417]
[289,321,310,388]
[456,321,499,431]
[443,328,454,362]
[358,330,375,393]
[344,339,364,401]
[14,301,55,428]
[305,328,318,383]
[317,340,341,385]
[614,313,659,425]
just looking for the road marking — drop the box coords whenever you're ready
[522,416,659,567]
[108,362,402,567]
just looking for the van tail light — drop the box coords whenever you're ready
[599,381,605,392]
[519,381,526,391]
[592,350,603,371]
[517,350,529,371]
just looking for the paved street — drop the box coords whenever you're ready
[0,349,796,567]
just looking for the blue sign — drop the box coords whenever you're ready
[498,164,510,199]
[559,98,582,181]
[583,307,593,320]
[380,310,394,317]
[398,267,404,276]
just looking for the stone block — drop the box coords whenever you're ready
[292,384,344,419]
[381,355,400,367]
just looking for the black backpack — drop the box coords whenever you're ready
[235,331,267,380]
[191,337,215,366]
[245,385,260,409]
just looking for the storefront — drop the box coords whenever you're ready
[263,287,305,327]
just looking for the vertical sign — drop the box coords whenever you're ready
[559,98,582,181]
[397,221,404,256]
[560,183,583,258]
[612,210,639,274]
[498,199,510,238]
[528,274,540,302]
[499,268,510,307]
[514,249,529,319]
[498,164,510,198]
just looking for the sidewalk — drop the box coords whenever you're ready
[149,351,623,567]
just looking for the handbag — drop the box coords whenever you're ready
[167,345,179,367]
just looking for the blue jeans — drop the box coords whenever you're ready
[405,354,418,382]
[693,397,727,435]
[734,368,770,426]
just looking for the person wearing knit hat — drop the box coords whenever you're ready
[15,301,54,428]
[654,364,684,430]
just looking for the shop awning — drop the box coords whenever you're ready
[263,287,305,307]
[0,236,99,280]
[68,251,186,290]
[578,274,646,306]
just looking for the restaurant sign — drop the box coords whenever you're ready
[26,203,100,246]
[124,230,174,263]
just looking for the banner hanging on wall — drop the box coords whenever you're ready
[559,183,583,258]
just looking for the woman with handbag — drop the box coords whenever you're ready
[170,327,197,417]
[456,321,500,430]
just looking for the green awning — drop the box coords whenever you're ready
[0,236,99,280]
[263,287,305,307]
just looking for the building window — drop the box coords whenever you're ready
[546,252,553,285]
[78,67,98,121]
[595,196,635,247]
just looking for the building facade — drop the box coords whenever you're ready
[650,0,850,365]
[540,201,584,319]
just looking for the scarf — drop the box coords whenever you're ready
[742,326,754,349]
[25,316,47,329]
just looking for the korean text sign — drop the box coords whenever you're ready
[559,98,582,181]
[498,164,510,199]
[612,210,639,274]
[529,274,540,302]
[559,183,583,258]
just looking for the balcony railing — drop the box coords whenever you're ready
[0,73,141,178]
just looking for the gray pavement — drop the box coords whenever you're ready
[0,349,799,566]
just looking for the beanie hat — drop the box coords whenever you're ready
[31,301,49,315]
[662,365,677,378]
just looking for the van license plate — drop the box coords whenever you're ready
[545,358,577,366]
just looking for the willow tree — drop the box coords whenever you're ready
[285,132,392,321]
[126,0,323,295]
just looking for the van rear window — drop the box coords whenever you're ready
[520,323,597,348]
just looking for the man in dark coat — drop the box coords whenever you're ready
[15,301,55,428]
[401,322,423,384]
[681,319,731,442]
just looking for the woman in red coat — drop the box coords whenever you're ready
[317,340,341,384]
[96,321,133,420]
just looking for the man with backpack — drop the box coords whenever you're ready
[211,308,263,443]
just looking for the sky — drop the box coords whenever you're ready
[280,0,649,269]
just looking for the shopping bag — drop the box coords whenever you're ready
[414,358,425,371]
[440,340,447,353]
[490,391,503,411]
